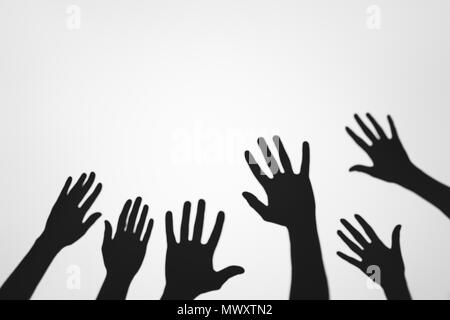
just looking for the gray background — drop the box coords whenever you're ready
[0,0,449,300]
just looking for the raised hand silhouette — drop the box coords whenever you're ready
[347,113,450,219]
[97,197,153,300]
[337,214,411,300]
[243,137,315,227]
[243,136,328,300]
[0,172,102,300]
[346,113,412,183]
[161,200,244,300]
[43,172,102,248]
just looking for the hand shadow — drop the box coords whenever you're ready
[161,199,244,300]
[347,113,450,219]
[0,172,102,300]
[98,197,154,300]
[337,214,411,300]
[243,136,328,300]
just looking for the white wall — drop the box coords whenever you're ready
[0,0,449,299]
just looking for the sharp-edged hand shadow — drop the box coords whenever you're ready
[97,197,154,300]
[161,199,244,300]
[0,172,102,300]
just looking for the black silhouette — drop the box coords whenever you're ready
[243,137,329,299]
[337,214,411,300]
[97,197,153,300]
[0,172,102,300]
[347,113,450,219]
[161,199,244,300]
